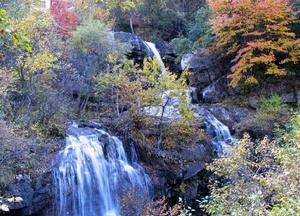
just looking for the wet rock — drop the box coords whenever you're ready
[135,139,215,200]
[201,77,231,103]
[208,105,255,130]
[113,32,177,71]
[4,175,33,215]
[32,172,52,214]
[113,32,150,62]
[181,49,222,91]
[1,173,53,216]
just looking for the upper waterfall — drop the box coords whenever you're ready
[144,42,166,73]
[142,41,236,155]
[53,124,152,216]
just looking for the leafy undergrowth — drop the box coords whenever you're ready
[204,113,300,215]
[0,120,62,195]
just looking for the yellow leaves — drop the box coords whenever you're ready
[266,64,287,76]
[245,76,258,85]
[27,48,56,74]
[13,11,52,41]
[208,113,300,215]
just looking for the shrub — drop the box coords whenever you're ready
[205,113,300,215]
[70,19,131,76]
[256,95,289,126]
[170,37,193,63]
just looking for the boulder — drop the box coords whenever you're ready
[201,77,232,103]
[181,49,222,90]
[4,175,33,215]
[1,173,53,216]
[135,138,215,200]
[208,105,255,131]
[113,32,150,63]
[113,32,177,71]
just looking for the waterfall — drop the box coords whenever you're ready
[195,108,236,155]
[53,124,152,216]
[142,41,236,155]
[144,42,166,73]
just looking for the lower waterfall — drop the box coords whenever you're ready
[195,107,236,155]
[53,124,152,216]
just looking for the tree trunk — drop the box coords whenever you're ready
[157,97,170,150]
[129,12,135,35]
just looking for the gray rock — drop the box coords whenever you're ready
[1,173,54,216]
[4,175,33,215]
[113,31,177,71]
[208,105,255,130]
[181,49,222,91]
[281,91,300,103]
[201,77,230,103]
[135,138,215,199]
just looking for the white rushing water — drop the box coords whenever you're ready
[53,124,152,216]
[194,107,236,155]
[143,41,236,155]
[144,42,166,73]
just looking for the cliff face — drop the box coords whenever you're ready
[0,121,62,215]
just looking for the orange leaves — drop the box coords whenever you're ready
[208,0,299,88]
[50,0,78,38]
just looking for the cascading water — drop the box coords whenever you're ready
[143,40,236,155]
[194,107,236,155]
[53,124,152,216]
[144,42,166,73]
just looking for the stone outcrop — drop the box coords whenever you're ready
[181,49,223,99]
[1,173,52,216]
[132,132,215,201]
[208,105,255,131]
[113,32,177,70]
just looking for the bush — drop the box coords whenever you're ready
[205,113,300,215]
[170,37,193,63]
[256,95,289,126]
[70,19,131,76]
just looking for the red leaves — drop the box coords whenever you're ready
[50,0,78,38]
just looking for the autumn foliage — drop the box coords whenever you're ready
[208,0,300,88]
[50,0,78,37]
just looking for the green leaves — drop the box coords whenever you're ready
[0,9,32,60]
[205,112,300,215]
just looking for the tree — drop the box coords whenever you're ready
[0,9,31,62]
[208,0,300,88]
[96,0,143,34]
[96,58,200,150]
[51,0,78,38]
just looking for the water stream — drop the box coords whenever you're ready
[144,41,235,155]
[53,124,152,216]
[144,41,166,73]
[53,39,235,216]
